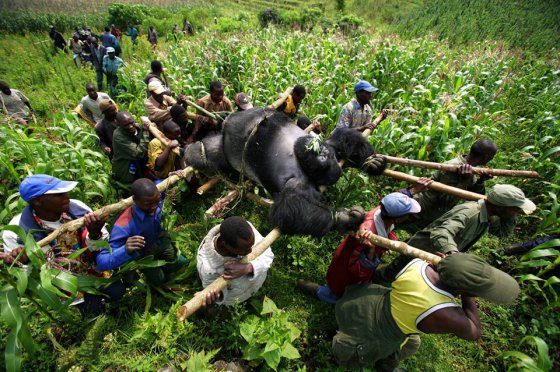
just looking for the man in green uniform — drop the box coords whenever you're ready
[111,111,150,193]
[333,252,520,371]
[410,139,497,228]
[376,184,536,282]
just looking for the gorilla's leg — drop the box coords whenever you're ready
[325,128,387,176]
[270,184,365,237]
[183,133,232,174]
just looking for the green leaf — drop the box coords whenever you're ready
[23,231,46,268]
[543,276,560,288]
[5,332,21,372]
[262,348,282,370]
[517,274,544,283]
[39,265,67,297]
[517,259,552,268]
[521,248,560,260]
[281,343,300,359]
[520,336,552,371]
[240,316,258,342]
[261,296,278,315]
[52,270,79,296]
[7,268,29,296]
[502,351,539,370]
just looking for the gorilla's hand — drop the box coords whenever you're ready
[361,154,387,176]
[335,206,365,233]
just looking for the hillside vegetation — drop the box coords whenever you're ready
[0,1,559,371]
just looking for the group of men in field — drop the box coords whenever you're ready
[1,53,540,369]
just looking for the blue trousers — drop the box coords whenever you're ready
[95,70,104,91]
[316,285,340,304]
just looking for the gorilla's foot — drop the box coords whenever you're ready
[335,206,365,233]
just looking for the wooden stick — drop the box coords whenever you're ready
[36,168,193,248]
[268,87,294,109]
[356,230,442,265]
[382,155,539,178]
[177,228,281,321]
[205,190,239,218]
[197,177,221,195]
[383,169,485,201]
[142,116,181,156]
[182,98,218,121]
[244,192,273,207]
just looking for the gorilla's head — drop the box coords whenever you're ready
[294,135,342,186]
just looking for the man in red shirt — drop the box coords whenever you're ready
[298,192,422,304]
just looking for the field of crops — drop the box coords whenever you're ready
[0,3,559,371]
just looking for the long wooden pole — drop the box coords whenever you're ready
[176,227,281,321]
[383,169,485,201]
[182,98,219,122]
[205,190,239,218]
[268,87,294,110]
[142,116,181,156]
[383,155,540,178]
[356,230,442,265]
[36,168,193,248]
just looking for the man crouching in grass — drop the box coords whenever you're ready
[197,216,274,307]
[96,178,186,284]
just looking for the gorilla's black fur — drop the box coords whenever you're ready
[184,108,385,236]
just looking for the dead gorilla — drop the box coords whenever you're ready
[185,108,386,236]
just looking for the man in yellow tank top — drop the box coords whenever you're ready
[333,253,519,371]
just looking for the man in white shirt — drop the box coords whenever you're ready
[77,82,112,125]
[197,216,274,306]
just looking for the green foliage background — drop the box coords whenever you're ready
[0,1,559,371]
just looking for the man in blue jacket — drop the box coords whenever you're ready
[96,178,185,284]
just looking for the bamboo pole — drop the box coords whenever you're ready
[382,155,540,178]
[268,87,294,110]
[177,228,281,321]
[142,116,181,156]
[244,192,273,207]
[383,169,485,201]
[205,190,240,218]
[355,230,442,265]
[182,98,219,122]
[36,167,193,248]
[197,176,221,195]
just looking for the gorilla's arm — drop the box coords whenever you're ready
[325,128,386,175]
[270,180,365,237]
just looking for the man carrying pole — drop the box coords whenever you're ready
[409,139,497,228]
[375,184,536,282]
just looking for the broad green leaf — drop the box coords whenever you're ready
[521,248,560,260]
[502,351,539,370]
[281,343,300,359]
[240,316,259,342]
[517,259,551,268]
[543,276,560,288]
[52,270,79,295]
[261,296,278,315]
[262,348,282,370]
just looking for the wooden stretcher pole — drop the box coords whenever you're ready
[356,230,442,265]
[142,116,181,156]
[382,155,540,178]
[182,98,219,122]
[197,177,221,195]
[383,169,485,201]
[268,87,294,109]
[176,228,281,321]
[205,190,240,218]
[36,167,193,248]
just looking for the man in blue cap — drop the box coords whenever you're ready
[1,174,124,315]
[297,189,427,304]
[336,80,379,132]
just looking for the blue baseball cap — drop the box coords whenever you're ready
[381,192,421,217]
[19,174,78,202]
[354,80,378,93]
